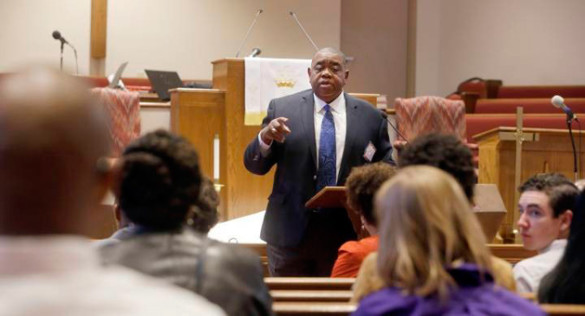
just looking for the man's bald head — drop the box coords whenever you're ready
[308,47,349,103]
[0,67,110,235]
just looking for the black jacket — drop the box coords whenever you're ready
[99,226,273,316]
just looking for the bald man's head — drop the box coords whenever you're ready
[0,67,110,235]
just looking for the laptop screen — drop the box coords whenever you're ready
[145,69,183,101]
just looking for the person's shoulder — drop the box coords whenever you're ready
[353,287,412,315]
[514,250,552,272]
[272,89,313,104]
[340,237,377,254]
[339,239,361,252]
[490,255,516,291]
[206,240,264,271]
[481,285,546,315]
[491,256,512,272]
[98,265,226,315]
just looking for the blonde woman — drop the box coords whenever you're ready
[352,166,543,316]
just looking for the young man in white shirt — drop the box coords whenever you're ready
[513,173,579,293]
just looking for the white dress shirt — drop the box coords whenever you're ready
[0,236,225,316]
[513,239,567,293]
[258,92,347,182]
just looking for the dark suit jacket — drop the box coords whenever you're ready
[244,89,394,248]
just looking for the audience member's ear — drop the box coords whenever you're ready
[113,203,130,229]
[94,157,117,203]
[560,210,573,235]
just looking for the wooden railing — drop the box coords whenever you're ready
[245,243,537,277]
[272,301,585,316]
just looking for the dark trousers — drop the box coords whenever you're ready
[266,209,356,277]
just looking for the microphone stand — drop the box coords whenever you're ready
[235,9,263,58]
[71,45,79,75]
[59,40,65,72]
[289,11,319,51]
[566,115,579,181]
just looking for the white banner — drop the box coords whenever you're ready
[244,57,311,125]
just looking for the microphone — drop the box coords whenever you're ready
[235,9,263,58]
[248,47,262,57]
[551,95,577,121]
[552,95,580,181]
[52,30,78,75]
[52,30,68,44]
[289,11,319,52]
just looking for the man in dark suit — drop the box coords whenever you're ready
[244,47,394,276]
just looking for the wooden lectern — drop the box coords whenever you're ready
[170,59,379,221]
[474,127,585,241]
[304,186,365,238]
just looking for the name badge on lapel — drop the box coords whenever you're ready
[363,141,376,162]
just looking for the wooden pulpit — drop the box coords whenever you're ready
[474,127,585,241]
[170,58,379,221]
[304,186,365,238]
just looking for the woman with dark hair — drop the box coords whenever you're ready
[99,130,273,316]
[538,189,585,303]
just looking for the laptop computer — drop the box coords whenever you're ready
[145,69,184,101]
[108,61,128,89]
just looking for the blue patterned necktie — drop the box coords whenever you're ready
[316,104,336,192]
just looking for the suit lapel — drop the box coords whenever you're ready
[339,93,359,184]
[300,92,317,169]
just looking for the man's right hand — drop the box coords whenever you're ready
[261,117,291,144]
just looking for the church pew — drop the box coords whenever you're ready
[489,244,537,265]
[541,304,585,315]
[475,98,585,114]
[271,290,352,302]
[245,243,537,274]
[497,85,585,99]
[273,302,356,316]
[265,277,355,291]
[273,301,585,316]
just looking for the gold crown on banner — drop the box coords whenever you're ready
[275,79,296,88]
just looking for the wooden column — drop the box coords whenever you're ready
[90,0,107,75]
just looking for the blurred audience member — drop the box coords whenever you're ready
[188,176,220,234]
[99,130,273,316]
[351,134,515,302]
[330,163,396,277]
[352,166,544,316]
[538,189,585,303]
[574,178,585,191]
[398,134,476,202]
[514,173,578,293]
[399,134,515,285]
[0,68,224,315]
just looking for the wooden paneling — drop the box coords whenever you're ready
[475,127,585,241]
[90,0,107,58]
[169,88,226,218]
[212,59,276,219]
[347,93,379,106]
